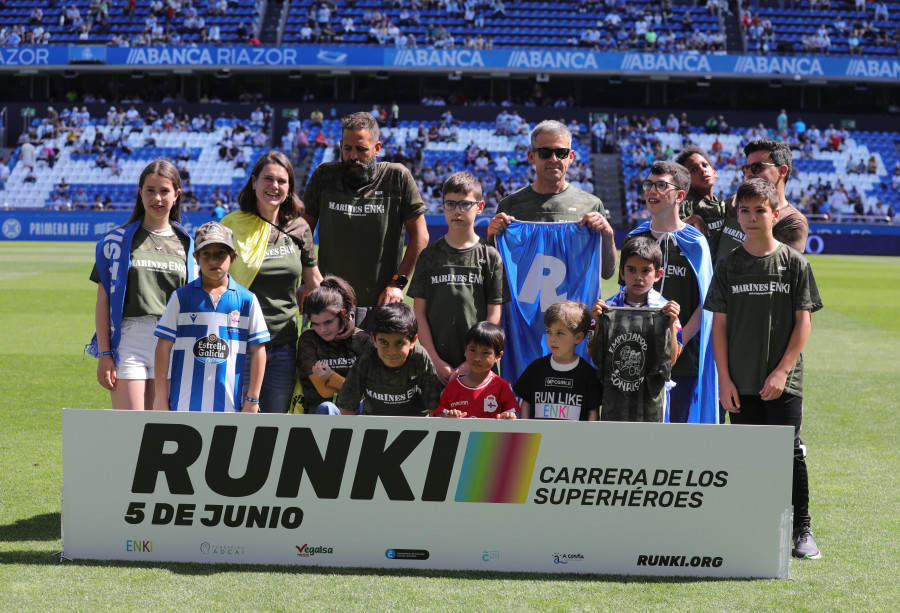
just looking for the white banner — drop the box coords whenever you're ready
[62,409,793,578]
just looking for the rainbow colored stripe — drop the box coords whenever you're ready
[455,432,542,504]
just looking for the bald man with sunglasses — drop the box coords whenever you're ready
[488,120,617,279]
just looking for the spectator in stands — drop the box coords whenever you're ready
[24,166,37,183]
[234,150,249,170]
[488,120,617,280]
[866,155,879,174]
[208,23,222,43]
[494,152,510,175]
[72,187,88,208]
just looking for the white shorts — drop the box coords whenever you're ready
[116,316,160,380]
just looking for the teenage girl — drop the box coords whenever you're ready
[297,275,373,414]
[90,159,195,409]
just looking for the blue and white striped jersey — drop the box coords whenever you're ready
[155,276,269,412]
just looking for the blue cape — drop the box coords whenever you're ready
[86,219,195,363]
[627,221,719,424]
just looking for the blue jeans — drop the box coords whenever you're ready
[243,342,296,414]
[668,375,698,424]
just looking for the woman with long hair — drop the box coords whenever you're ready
[89,159,195,409]
[221,150,323,413]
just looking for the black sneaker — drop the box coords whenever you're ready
[792,525,822,559]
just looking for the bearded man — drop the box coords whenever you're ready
[302,112,428,329]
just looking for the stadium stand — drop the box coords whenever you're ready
[1,111,268,209]
[618,115,899,223]
[0,0,260,45]
[3,0,899,56]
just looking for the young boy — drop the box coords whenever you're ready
[431,322,519,419]
[704,178,823,560]
[624,160,716,424]
[591,237,682,422]
[409,171,509,385]
[153,222,269,412]
[514,301,601,421]
[334,302,443,416]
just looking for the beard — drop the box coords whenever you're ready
[342,157,377,189]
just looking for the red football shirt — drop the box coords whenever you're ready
[433,372,520,418]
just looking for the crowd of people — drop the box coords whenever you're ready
[1,1,261,47]
[578,6,726,54]
[15,102,273,211]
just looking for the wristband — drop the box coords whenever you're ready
[243,396,260,404]
[98,351,114,357]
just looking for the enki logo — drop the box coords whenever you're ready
[126,539,152,553]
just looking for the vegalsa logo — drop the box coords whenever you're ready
[296,543,334,557]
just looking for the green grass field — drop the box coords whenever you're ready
[1,242,898,612]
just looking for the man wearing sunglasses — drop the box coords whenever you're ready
[487,120,617,280]
[716,139,809,260]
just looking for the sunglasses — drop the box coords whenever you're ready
[641,179,681,193]
[442,199,481,212]
[741,161,777,175]
[534,147,572,160]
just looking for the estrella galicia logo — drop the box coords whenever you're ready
[2,218,22,239]
[385,548,429,560]
[193,334,229,364]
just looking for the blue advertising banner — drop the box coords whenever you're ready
[3,212,898,255]
[2,46,900,82]
[0,212,209,242]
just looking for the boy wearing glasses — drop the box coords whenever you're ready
[623,161,718,424]
[409,172,510,384]
[487,120,617,280]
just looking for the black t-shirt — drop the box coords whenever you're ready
[513,355,600,421]
[622,231,700,377]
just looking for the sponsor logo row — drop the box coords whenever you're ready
[127,540,723,569]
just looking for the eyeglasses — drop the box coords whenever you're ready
[641,179,681,193]
[442,199,481,212]
[534,147,572,160]
[741,161,777,175]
